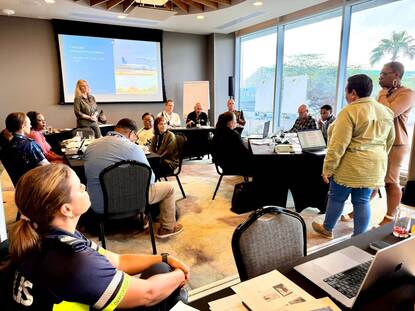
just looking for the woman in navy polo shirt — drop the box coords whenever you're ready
[7,164,189,310]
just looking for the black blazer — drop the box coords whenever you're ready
[186,111,208,127]
[212,127,251,174]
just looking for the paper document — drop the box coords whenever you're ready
[232,270,315,311]
[208,294,248,311]
[170,301,200,311]
[277,297,341,311]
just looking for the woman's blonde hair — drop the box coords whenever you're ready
[8,164,72,263]
[74,79,89,97]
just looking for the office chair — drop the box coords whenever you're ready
[232,206,307,281]
[99,160,157,254]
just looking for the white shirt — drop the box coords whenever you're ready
[158,111,181,127]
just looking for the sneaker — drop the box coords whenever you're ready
[312,221,334,239]
[156,224,183,239]
[142,216,149,230]
[340,213,353,222]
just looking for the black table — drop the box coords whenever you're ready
[66,152,160,185]
[249,141,328,213]
[190,223,415,310]
[170,127,215,159]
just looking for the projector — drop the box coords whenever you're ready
[275,144,295,153]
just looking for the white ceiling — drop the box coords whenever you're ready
[0,0,328,35]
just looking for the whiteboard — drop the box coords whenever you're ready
[183,81,210,118]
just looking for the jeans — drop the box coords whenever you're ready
[323,179,372,236]
[134,263,184,311]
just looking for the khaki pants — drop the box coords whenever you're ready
[149,181,176,230]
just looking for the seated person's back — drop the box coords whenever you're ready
[213,111,251,174]
[1,112,48,185]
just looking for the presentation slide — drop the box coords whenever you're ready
[58,34,164,103]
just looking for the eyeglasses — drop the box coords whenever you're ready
[380,71,395,76]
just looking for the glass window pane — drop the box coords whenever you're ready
[280,12,342,131]
[239,30,277,135]
[347,0,415,172]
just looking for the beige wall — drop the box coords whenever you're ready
[0,16,209,128]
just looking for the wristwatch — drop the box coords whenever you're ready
[161,252,169,264]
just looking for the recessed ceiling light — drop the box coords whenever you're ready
[2,8,15,16]
[118,15,127,19]
[196,15,205,20]
[253,1,263,6]
[44,0,56,3]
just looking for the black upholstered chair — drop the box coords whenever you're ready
[99,160,157,254]
[232,206,307,281]
[211,162,249,200]
[161,133,187,198]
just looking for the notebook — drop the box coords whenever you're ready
[248,120,270,139]
[294,236,415,308]
[297,130,326,154]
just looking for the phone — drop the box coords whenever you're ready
[369,240,390,251]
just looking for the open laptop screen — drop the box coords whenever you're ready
[297,130,326,150]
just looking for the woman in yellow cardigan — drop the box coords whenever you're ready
[313,74,395,238]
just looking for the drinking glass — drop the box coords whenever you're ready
[393,205,413,238]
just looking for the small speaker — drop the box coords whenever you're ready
[228,76,234,98]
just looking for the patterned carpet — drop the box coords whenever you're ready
[1,159,387,290]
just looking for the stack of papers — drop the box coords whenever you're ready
[208,270,341,311]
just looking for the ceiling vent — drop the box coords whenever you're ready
[216,11,264,30]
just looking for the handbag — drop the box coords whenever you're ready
[231,182,259,214]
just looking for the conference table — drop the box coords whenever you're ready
[170,126,215,159]
[190,223,415,310]
[249,139,328,213]
[65,151,160,185]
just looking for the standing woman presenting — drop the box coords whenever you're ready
[74,80,106,138]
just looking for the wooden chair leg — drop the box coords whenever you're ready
[176,176,186,198]
[99,221,106,249]
[148,215,157,255]
[212,175,223,200]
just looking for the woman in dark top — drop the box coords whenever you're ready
[73,80,106,138]
[7,164,189,310]
[0,112,49,185]
[212,111,252,174]
[151,116,179,177]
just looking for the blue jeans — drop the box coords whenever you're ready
[323,179,372,236]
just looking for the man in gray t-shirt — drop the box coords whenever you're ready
[85,118,183,239]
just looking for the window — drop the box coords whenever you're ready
[347,0,415,172]
[238,29,277,135]
[279,12,342,131]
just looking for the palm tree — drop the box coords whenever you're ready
[370,31,415,66]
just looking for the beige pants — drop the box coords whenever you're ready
[385,145,408,184]
[149,181,176,230]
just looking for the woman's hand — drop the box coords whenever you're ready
[90,115,98,122]
[168,256,190,281]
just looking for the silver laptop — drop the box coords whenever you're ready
[294,236,415,308]
[248,121,270,139]
[297,129,326,154]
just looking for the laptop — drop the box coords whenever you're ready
[294,236,415,308]
[248,121,270,139]
[297,129,326,154]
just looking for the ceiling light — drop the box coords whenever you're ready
[118,15,127,19]
[2,8,15,16]
[44,0,56,3]
[135,0,169,5]
[196,15,205,20]
[253,1,263,6]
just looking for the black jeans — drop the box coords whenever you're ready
[134,263,183,311]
